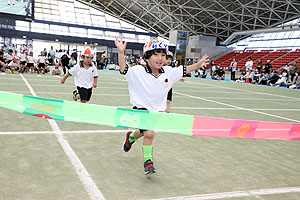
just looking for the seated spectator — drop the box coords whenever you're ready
[215,66,225,80]
[246,70,254,83]
[251,69,260,84]
[274,69,288,87]
[267,70,280,86]
[52,64,61,75]
[288,72,300,89]
[198,66,207,78]
[68,56,76,68]
[5,49,14,64]
[258,72,269,85]
[236,70,247,82]
[8,55,19,73]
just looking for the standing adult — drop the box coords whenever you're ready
[289,61,299,82]
[89,41,97,65]
[256,59,263,73]
[245,57,253,71]
[264,60,272,74]
[210,60,215,76]
[230,58,237,80]
[49,46,56,65]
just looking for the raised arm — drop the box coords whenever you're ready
[114,38,127,73]
[186,54,209,74]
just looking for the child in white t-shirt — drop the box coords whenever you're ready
[115,38,209,175]
[26,51,35,73]
[61,47,98,103]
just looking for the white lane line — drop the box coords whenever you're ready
[174,91,300,123]
[111,77,127,82]
[20,74,105,200]
[184,80,300,101]
[151,186,300,200]
[3,90,300,102]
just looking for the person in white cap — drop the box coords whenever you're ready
[115,38,209,175]
[61,47,98,103]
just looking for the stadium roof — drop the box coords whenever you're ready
[78,0,300,45]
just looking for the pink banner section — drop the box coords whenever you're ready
[191,116,300,140]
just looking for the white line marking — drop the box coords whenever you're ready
[151,186,300,200]
[3,90,300,102]
[20,74,105,200]
[174,91,300,123]
[111,77,127,82]
[184,80,300,101]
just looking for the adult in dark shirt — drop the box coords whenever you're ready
[0,51,7,72]
[216,66,225,80]
[264,60,272,74]
[256,59,263,73]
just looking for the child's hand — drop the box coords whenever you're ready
[93,83,97,88]
[61,79,65,84]
[114,38,127,54]
[198,54,209,67]
[179,78,185,82]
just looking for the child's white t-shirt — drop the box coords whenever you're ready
[68,62,98,89]
[27,56,35,63]
[121,64,186,111]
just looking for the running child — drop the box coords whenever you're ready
[115,38,209,175]
[61,47,98,103]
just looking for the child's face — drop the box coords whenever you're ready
[165,57,172,66]
[83,56,93,65]
[146,52,166,70]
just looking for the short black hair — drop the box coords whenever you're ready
[8,49,13,53]
[143,49,166,60]
[166,55,172,59]
[0,51,3,55]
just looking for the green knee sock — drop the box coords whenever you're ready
[142,145,153,162]
[128,132,137,143]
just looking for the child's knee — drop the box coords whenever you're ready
[144,130,155,140]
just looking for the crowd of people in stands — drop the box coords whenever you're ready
[0,42,111,75]
[207,56,300,89]
[0,43,79,75]
[1,43,300,89]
